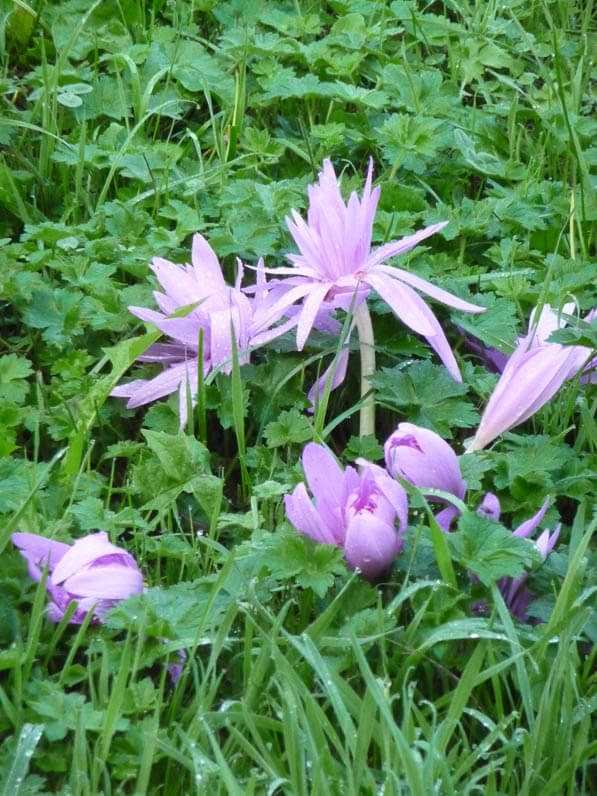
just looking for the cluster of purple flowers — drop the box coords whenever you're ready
[284,423,559,620]
[12,156,591,680]
[111,159,483,422]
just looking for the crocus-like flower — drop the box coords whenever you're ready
[284,442,408,578]
[12,531,144,623]
[384,422,467,531]
[112,234,297,425]
[261,159,484,380]
[498,497,560,622]
[467,303,596,452]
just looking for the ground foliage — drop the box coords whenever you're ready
[1,0,596,793]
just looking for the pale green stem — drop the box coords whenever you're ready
[355,301,376,438]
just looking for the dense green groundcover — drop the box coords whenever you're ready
[1,0,596,793]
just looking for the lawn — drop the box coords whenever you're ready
[1,0,596,793]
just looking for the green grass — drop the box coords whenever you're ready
[1,0,596,793]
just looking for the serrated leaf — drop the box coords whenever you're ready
[371,361,478,436]
[261,528,345,597]
[264,408,313,448]
[449,511,538,585]
[0,354,33,403]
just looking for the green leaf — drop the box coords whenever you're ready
[344,434,383,463]
[263,408,313,448]
[261,527,345,598]
[448,511,539,585]
[1,723,44,794]
[371,361,479,436]
[548,315,597,349]
[0,354,33,403]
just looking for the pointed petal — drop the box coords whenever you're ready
[365,221,448,269]
[121,361,196,408]
[296,282,333,350]
[191,233,226,294]
[150,257,202,306]
[513,496,550,539]
[365,272,437,336]
[307,346,350,411]
[374,265,484,313]
[467,346,575,451]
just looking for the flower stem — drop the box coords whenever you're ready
[355,301,376,438]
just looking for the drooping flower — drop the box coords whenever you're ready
[12,531,144,624]
[111,234,297,425]
[284,442,408,578]
[261,158,484,381]
[381,423,503,531]
[498,497,560,622]
[467,303,596,452]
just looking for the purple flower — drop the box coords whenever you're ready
[112,234,296,425]
[476,492,501,520]
[12,531,144,624]
[261,159,484,380]
[498,497,560,622]
[384,423,467,531]
[467,303,596,452]
[284,442,408,578]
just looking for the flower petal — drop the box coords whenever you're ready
[365,272,436,336]
[365,221,449,269]
[344,511,401,578]
[51,532,133,585]
[64,565,143,599]
[284,483,339,545]
[375,265,484,314]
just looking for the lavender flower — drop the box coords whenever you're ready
[498,497,560,622]
[12,531,144,624]
[261,159,484,380]
[467,303,596,452]
[384,422,466,530]
[284,442,408,578]
[112,234,296,425]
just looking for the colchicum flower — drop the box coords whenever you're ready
[284,443,408,578]
[262,158,484,380]
[498,497,560,622]
[112,234,296,425]
[12,531,144,624]
[383,423,500,531]
[384,422,467,531]
[467,303,596,452]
